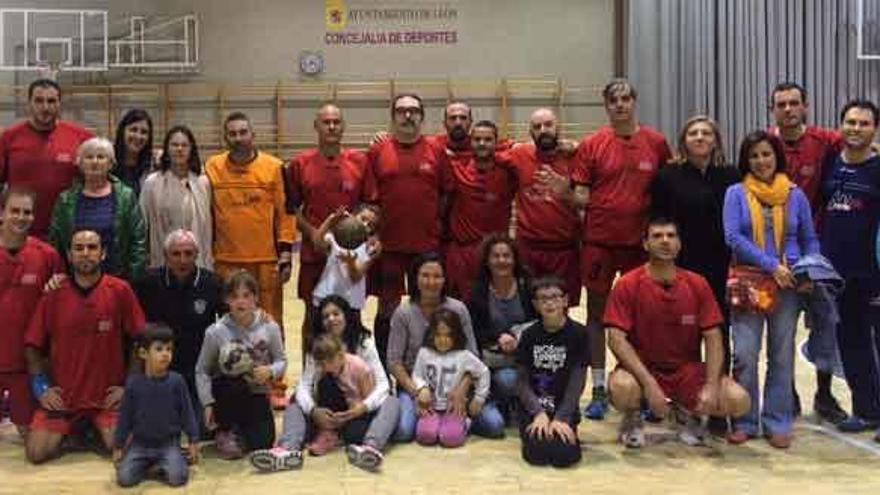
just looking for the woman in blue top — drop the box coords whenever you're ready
[723,130,819,449]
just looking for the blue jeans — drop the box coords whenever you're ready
[802,285,843,375]
[395,390,506,442]
[492,367,519,400]
[732,289,799,436]
[116,441,188,487]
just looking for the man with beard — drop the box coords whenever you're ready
[135,229,224,429]
[568,80,671,420]
[363,93,452,365]
[0,187,64,437]
[0,79,93,239]
[205,112,295,407]
[507,108,580,303]
[768,82,848,424]
[444,120,517,301]
[287,104,369,343]
[24,229,145,463]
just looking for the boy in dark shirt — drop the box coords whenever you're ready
[113,325,200,488]
[516,276,589,467]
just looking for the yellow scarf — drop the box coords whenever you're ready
[743,173,792,255]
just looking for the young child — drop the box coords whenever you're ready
[113,325,199,488]
[412,309,491,448]
[251,295,399,473]
[194,270,287,459]
[516,276,589,467]
[311,204,381,313]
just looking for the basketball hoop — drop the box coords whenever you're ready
[36,61,61,81]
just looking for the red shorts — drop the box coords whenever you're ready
[0,373,35,426]
[444,241,481,302]
[297,261,324,304]
[368,251,419,307]
[581,243,645,295]
[516,238,581,305]
[651,362,706,412]
[30,408,118,435]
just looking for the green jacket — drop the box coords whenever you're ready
[48,175,147,281]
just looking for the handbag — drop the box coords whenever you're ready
[726,264,779,313]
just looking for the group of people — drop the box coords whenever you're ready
[1,75,879,486]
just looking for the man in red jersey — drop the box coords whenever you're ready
[287,103,369,340]
[24,228,145,463]
[767,82,848,424]
[508,108,580,301]
[364,93,451,364]
[445,120,517,301]
[0,187,64,437]
[0,79,93,239]
[606,218,749,448]
[567,80,671,420]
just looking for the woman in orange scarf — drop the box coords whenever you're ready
[722,130,820,449]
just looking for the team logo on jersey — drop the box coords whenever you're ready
[20,273,38,285]
[97,320,112,333]
[341,180,355,192]
[193,299,208,315]
[638,161,654,172]
[681,314,696,325]
[419,162,434,173]
[56,153,73,163]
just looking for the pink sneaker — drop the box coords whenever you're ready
[307,429,339,456]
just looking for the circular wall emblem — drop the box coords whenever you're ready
[299,51,325,76]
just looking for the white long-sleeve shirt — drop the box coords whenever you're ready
[295,336,389,414]
[411,347,490,411]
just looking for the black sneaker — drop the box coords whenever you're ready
[814,393,848,425]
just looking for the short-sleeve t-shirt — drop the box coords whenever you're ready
[603,265,722,371]
[363,136,451,253]
[0,121,94,239]
[447,158,517,245]
[0,237,63,372]
[573,125,671,247]
[515,318,589,414]
[287,148,369,264]
[25,274,146,409]
[770,125,841,212]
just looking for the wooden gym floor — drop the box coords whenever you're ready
[2,267,880,494]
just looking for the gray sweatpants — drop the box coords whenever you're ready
[278,396,400,451]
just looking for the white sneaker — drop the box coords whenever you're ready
[346,443,383,472]
[250,446,303,472]
[676,414,707,446]
[619,412,645,448]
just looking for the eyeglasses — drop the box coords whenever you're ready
[394,106,423,116]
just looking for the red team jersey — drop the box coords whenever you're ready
[769,125,841,211]
[0,121,94,239]
[574,126,671,247]
[447,159,517,245]
[604,265,722,371]
[364,137,451,253]
[24,275,145,410]
[288,148,369,263]
[507,144,579,246]
[0,237,63,373]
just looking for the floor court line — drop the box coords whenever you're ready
[797,422,880,457]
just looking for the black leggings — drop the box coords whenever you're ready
[316,375,371,444]
[518,413,581,467]
[212,377,275,450]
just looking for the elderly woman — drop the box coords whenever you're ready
[49,136,147,280]
[112,108,155,196]
[722,130,819,449]
[467,234,537,421]
[140,125,212,269]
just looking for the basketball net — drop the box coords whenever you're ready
[36,62,61,81]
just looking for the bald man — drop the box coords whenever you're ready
[287,104,370,344]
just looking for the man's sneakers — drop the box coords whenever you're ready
[619,411,645,448]
[215,430,244,460]
[676,415,707,447]
[814,393,849,425]
[584,386,609,420]
[837,415,879,433]
[250,446,303,472]
[346,444,384,472]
